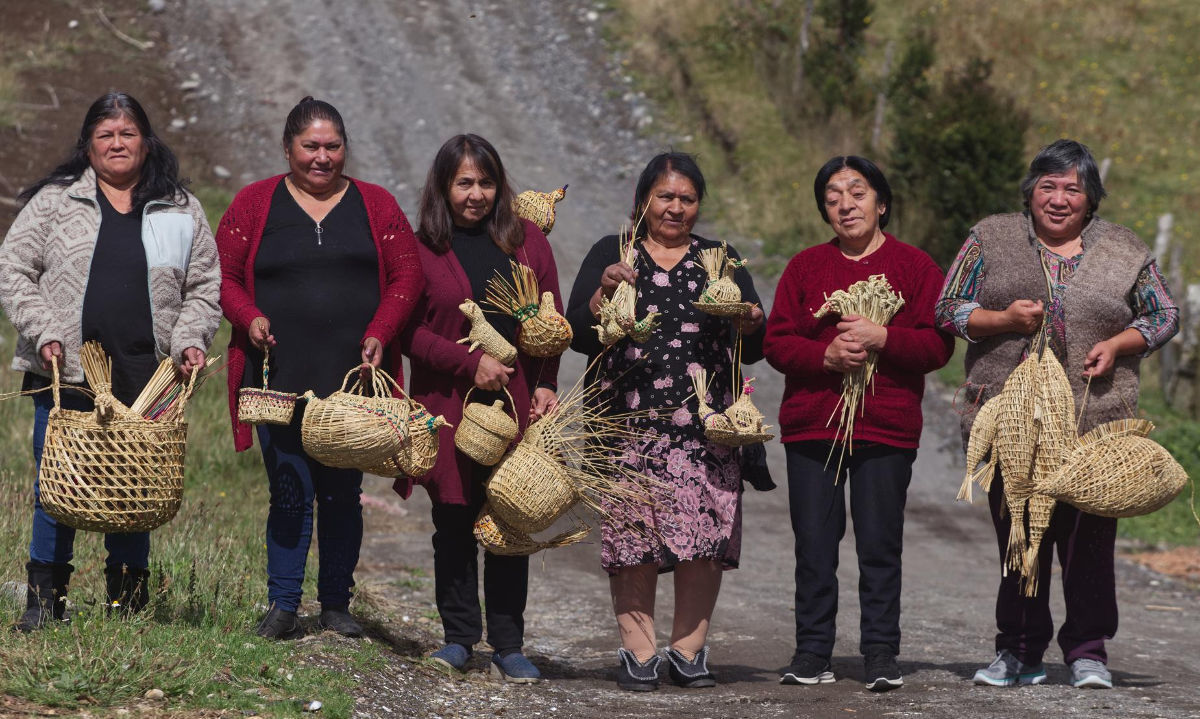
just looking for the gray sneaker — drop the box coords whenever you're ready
[973,650,1046,687]
[1070,658,1112,689]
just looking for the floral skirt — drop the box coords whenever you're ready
[600,426,742,574]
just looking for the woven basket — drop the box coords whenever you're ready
[1039,419,1188,518]
[473,502,590,556]
[237,348,296,426]
[301,365,415,476]
[455,387,519,466]
[38,358,191,533]
[486,424,577,533]
[517,291,573,358]
[512,185,567,235]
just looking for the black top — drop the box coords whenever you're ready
[451,225,518,345]
[244,181,379,397]
[24,189,160,408]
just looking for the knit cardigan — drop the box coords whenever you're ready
[393,220,561,505]
[0,168,222,383]
[764,234,954,448]
[217,174,424,452]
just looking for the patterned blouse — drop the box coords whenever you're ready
[937,229,1178,358]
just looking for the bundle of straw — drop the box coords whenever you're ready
[133,357,219,422]
[485,261,573,357]
[813,274,904,475]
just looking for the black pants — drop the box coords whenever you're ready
[431,463,529,653]
[786,441,915,658]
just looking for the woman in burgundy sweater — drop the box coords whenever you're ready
[397,134,561,684]
[764,156,953,692]
[217,98,423,640]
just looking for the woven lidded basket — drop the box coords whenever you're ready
[1038,419,1188,518]
[237,347,296,426]
[486,423,577,534]
[455,387,519,466]
[301,365,413,476]
[38,358,192,533]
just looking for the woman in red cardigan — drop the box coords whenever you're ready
[764,156,953,692]
[216,98,423,640]
[397,134,561,684]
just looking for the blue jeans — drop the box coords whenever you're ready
[257,420,363,612]
[30,391,150,568]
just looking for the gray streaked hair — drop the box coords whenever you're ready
[1019,139,1107,215]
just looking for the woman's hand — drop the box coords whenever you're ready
[250,316,276,351]
[823,333,867,373]
[530,387,558,421]
[474,353,515,391]
[361,337,383,368]
[1003,299,1044,335]
[835,314,886,353]
[599,261,636,299]
[39,341,63,371]
[736,305,765,335]
[178,347,206,377]
[1082,329,1149,379]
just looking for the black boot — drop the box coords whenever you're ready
[16,561,71,632]
[105,565,151,616]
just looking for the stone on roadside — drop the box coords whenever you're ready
[144,688,164,701]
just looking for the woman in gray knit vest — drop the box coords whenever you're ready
[936,139,1178,689]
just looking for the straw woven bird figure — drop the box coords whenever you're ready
[513,185,567,235]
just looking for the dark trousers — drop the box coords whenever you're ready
[987,473,1117,665]
[30,391,149,568]
[431,463,529,653]
[786,441,915,658]
[257,421,363,612]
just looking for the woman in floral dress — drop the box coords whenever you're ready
[565,153,765,691]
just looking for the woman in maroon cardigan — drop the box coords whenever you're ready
[764,156,953,692]
[217,98,423,640]
[397,134,561,684]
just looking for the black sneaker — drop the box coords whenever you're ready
[255,605,303,640]
[616,648,662,691]
[665,646,717,688]
[781,652,835,685]
[317,606,363,637]
[863,645,903,692]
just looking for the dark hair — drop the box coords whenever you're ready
[1019,138,1106,216]
[416,134,523,254]
[631,152,706,238]
[282,96,349,149]
[18,91,187,213]
[813,155,892,229]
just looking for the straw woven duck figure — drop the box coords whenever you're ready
[723,377,767,434]
[690,368,733,434]
[513,185,567,235]
[457,299,518,365]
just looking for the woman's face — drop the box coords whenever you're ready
[448,158,496,227]
[644,170,699,245]
[285,119,346,195]
[88,113,147,187]
[1029,169,1089,243]
[823,168,885,246]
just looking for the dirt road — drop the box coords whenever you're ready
[168,2,1200,717]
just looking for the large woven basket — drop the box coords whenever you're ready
[237,347,296,426]
[486,423,577,534]
[1039,419,1188,518]
[455,387,519,466]
[301,365,412,475]
[38,358,191,533]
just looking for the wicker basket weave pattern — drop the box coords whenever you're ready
[38,358,190,533]
[455,387,519,466]
[486,423,577,533]
[237,348,297,426]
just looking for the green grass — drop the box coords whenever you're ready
[0,319,379,716]
[609,0,1200,264]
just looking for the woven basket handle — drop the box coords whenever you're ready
[462,386,517,422]
[339,365,364,394]
[260,346,271,390]
[50,355,61,411]
[174,361,202,415]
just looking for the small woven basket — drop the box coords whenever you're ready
[237,348,296,426]
[1039,419,1188,518]
[38,358,192,533]
[302,365,416,476]
[455,387,519,466]
[512,185,567,235]
[486,424,577,534]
